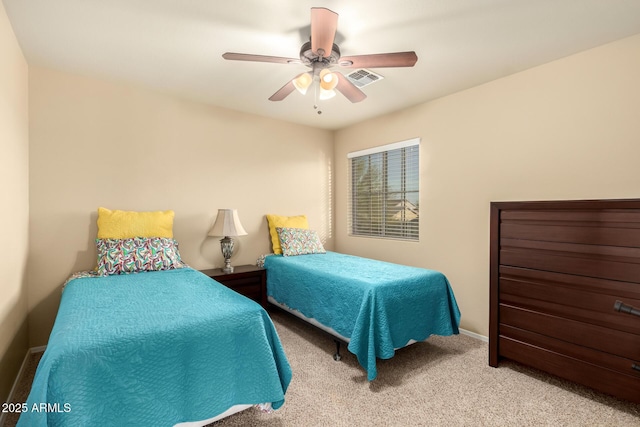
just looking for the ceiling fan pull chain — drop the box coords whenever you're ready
[314,79,322,114]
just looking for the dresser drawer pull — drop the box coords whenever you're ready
[614,300,640,317]
[633,364,640,372]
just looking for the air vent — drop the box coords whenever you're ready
[345,69,384,88]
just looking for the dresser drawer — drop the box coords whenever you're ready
[499,304,640,360]
[499,335,640,404]
[500,324,640,378]
[499,266,640,334]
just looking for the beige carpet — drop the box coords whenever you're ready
[5,310,640,426]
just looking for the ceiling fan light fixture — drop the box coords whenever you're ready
[293,73,312,95]
[319,87,336,100]
[319,69,338,91]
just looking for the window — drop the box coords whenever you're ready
[348,138,419,240]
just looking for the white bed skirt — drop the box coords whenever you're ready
[268,296,421,349]
[173,404,252,427]
[268,296,351,342]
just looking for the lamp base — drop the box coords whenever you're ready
[220,236,235,274]
[222,260,234,274]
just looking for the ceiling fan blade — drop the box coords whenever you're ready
[338,51,418,68]
[335,73,367,103]
[310,7,338,58]
[268,77,299,101]
[222,52,301,65]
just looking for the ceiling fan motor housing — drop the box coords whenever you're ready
[299,41,341,71]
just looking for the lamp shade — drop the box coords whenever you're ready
[319,69,338,91]
[293,73,313,95]
[208,209,248,237]
[319,87,336,100]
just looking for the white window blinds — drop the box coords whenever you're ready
[348,138,420,241]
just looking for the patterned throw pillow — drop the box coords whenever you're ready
[96,237,187,276]
[266,214,309,255]
[276,227,326,257]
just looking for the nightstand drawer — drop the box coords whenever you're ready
[219,279,261,295]
[219,276,261,288]
[200,265,267,308]
[234,288,262,302]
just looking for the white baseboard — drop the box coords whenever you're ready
[459,328,488,342]
[0,345,47,426]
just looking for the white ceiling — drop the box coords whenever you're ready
[4,0,640,130]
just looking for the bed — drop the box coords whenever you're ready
[18,208,292,426]
[263,251,461,381]
[18,268,292,426]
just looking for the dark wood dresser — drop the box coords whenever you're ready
[489,199,640,403]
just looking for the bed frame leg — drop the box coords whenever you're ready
[333,339,342,361]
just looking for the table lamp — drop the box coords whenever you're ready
[208,209,247,273]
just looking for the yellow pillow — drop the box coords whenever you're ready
[97,207,174,239]
[266,214,309,254]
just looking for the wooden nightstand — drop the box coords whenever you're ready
[200,265,267,308]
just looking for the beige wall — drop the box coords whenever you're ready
[15,28,640,351]
[334,34,640,337]
[28,66,334,346]
[0,1,29,402]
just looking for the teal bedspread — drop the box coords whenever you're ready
[264,252,460,380]
[18,268,291,427]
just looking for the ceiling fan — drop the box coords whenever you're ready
[222,7,418,105]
